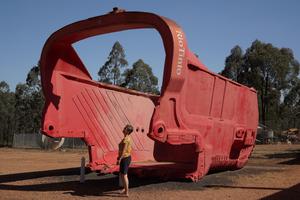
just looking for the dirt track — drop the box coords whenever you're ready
[0,144,299,200]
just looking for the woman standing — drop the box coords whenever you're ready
[117,124,133,197]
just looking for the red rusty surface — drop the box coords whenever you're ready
[40,8,258,181]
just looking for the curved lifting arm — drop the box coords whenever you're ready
[40,9,205,100]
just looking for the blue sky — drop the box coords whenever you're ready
[1,0,300,91]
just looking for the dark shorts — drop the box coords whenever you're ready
[120,156,131,174]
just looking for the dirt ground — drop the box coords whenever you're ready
[0,144,299,200]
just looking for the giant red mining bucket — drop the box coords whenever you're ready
[40,8,258,181]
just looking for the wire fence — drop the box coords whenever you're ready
[12,133,42,148]
[264,118,300,133]
[12,133,86,149]
[0,132,13,147]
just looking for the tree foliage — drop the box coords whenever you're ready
[0,64,45,146]
[0,81,10,93]
[0,81,15,146]
[98,41,160,95]
[221,40,300,130]
[98,41,128,85]
[14,64,44,134]
[281,79,300,127]
[122,59,160,94]
[221,45,244,82]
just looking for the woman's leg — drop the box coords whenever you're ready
[119,173,128,196]
[120,156,130,196]
[123,173,129,195]
[120,174,126,193]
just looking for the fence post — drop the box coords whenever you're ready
[80,157,86,183]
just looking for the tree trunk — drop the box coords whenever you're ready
[260,90,266,125]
